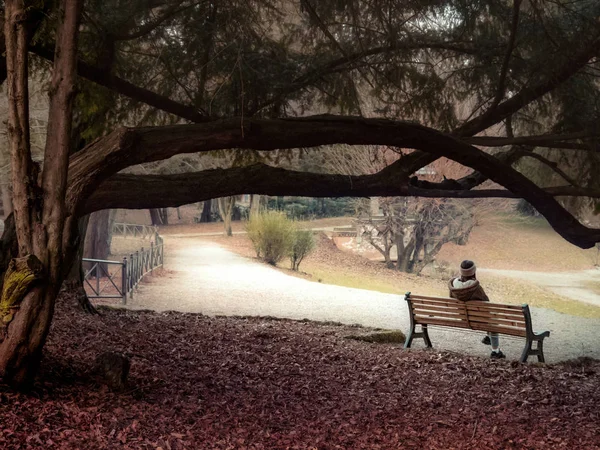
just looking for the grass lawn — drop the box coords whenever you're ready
[584,281,600,296]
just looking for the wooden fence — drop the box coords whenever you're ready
[83,231,164,304]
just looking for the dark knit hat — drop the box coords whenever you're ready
[460,260,476,277]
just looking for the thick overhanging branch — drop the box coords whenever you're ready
[85,162,409,213]
[68,115,600,248]
[408,186,600,199]
[87,166,600,213]
[465,132,598,150]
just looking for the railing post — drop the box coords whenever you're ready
[135,250,140,287]
[121,257,127,305]
[150,242,154,275]
[130,253,134,299]
[95,263,100,296]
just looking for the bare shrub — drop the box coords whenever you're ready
[290,230,315,271]
[247,211,295,266]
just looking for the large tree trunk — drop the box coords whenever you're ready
[395,234,411,272]
[0,0,82,389]
[0,284,54,387]
[149,208,168,226]
[199,200,213,223]
[84,210,114,262]
[249,194,261,218]
[63,215,98,315]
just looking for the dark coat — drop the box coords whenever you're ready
[448,278,490,302]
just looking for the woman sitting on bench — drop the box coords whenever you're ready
[448,260,505,359]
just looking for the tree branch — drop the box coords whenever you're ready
[30,44,211,123]
[252,40,479,115]
[480,0,522,120]
[85,162,409,213]
[111,0,197,41]
[87,166,600,213]
[520,151,579,187]
[38,0,83,277]
[0,2,51,85]
[4,0,35,255]
[67,115,600,248]
[465,131,598,150]
[408,185,600,199]
[454,31,600,137]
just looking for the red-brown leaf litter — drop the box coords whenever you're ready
[1,293,599,449]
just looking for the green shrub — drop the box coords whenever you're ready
[246,211,295,265]
[290,229,315,271]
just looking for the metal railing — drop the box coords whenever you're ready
[112,222,158,239]
[83,232,164,304]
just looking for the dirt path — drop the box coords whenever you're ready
[126,236,600,363]
[481,268,600,307]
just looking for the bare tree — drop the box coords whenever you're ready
[217,196,236,236]
[358,198,474,274]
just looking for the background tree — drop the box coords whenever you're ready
[357,197,474,274]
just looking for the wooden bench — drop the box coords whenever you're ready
[404,293,550,363]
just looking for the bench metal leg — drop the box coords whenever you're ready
[520,339,532,363]
[536,339,545,363]
[404,324,432,349]
[520,337,546,363]
[404,324,415,348]
[422,325,432,348]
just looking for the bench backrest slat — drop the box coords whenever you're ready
[466,302,523,313]
[468,315,525,328]
[413,309,467,319]
[413,316,471,330]
[467,311,525,324]
[469,322,527,337]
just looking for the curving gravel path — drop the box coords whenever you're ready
[128,236,600,364]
